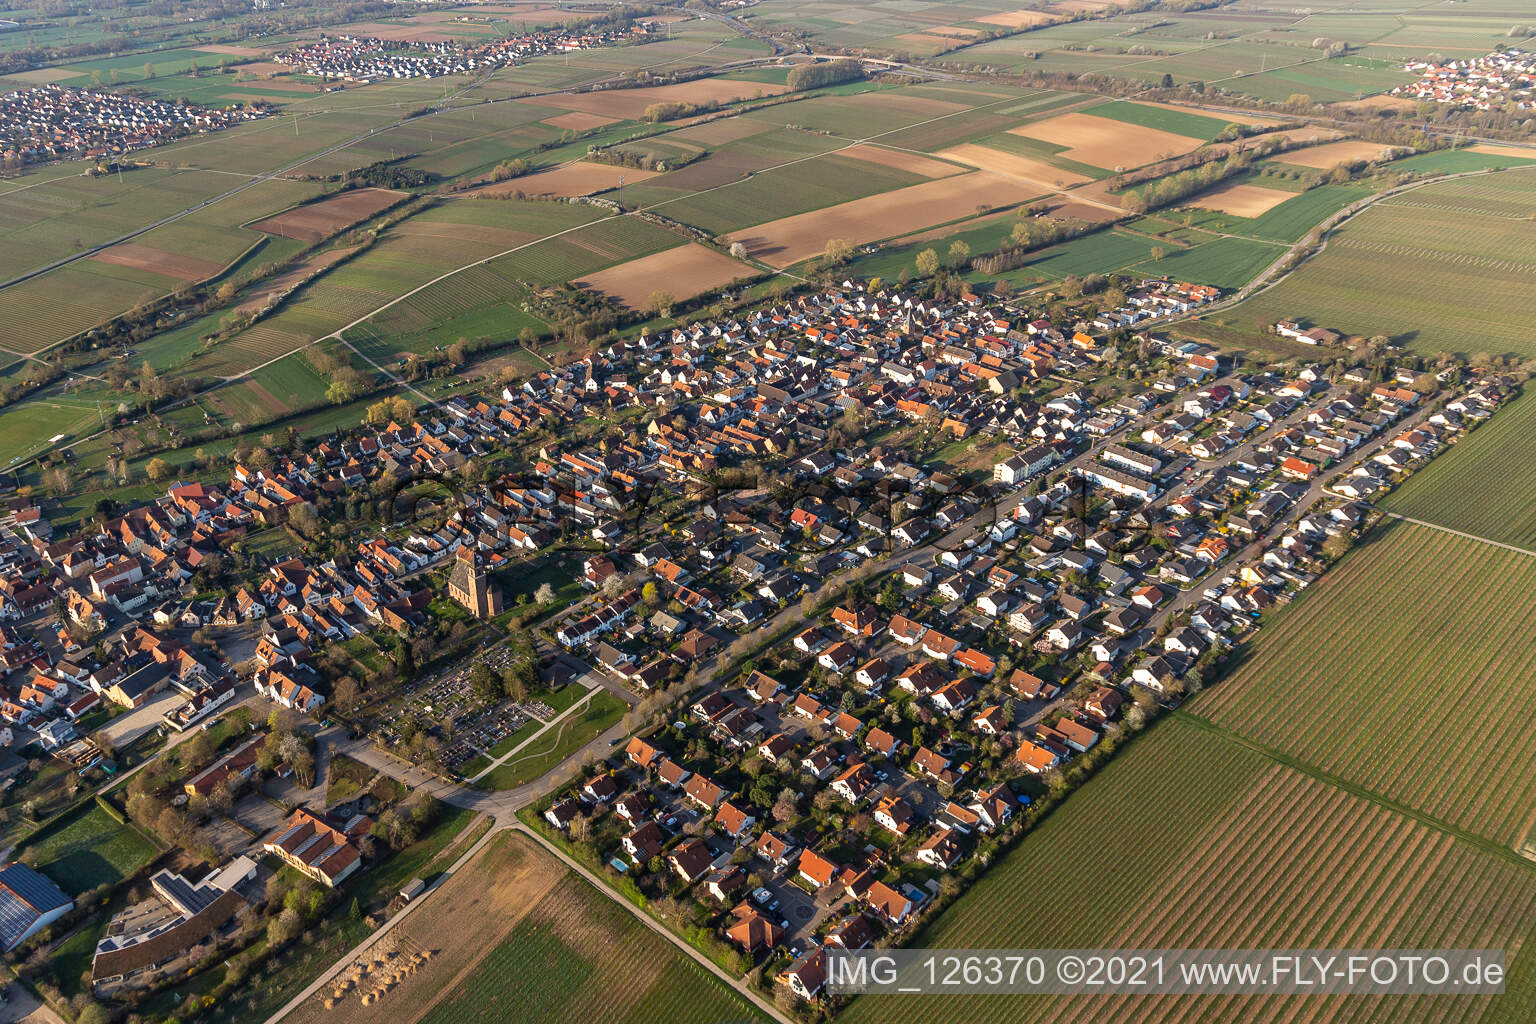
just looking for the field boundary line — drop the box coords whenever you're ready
[1172,711,1536,869]
[1379,511,1536,559]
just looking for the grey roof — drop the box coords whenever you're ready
[0,863,71,949]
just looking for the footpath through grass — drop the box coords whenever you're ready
[478,691,628,791]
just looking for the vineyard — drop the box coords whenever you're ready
[1218,168,1536,358]
[1382,393,1536,547]
[418,857,765,1024]
[1190,522,1536,849]
[841,716,1536,1024]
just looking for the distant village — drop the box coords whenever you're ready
[0,274,1510,1011]
[273,22,654,84]
[0,86,266,165]
[1393,47,1536,110]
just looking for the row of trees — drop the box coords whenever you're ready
[1120,151,1252,214]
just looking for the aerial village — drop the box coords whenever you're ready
[1393,46,1536,110]
[0,274,1511,1009]
[273,21,656,84]
[0,86,267,165]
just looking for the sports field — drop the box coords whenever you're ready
[1216,168,1536,358]
[1382,393,1536,548]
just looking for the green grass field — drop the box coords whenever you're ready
[1088,100,1233,140]
[1128,234,1283,289]
[1382,393,1536,548]
[1214,168,1536,358]
[20,802,159,894]
[479,691,628,790]
[419,866,765,1024]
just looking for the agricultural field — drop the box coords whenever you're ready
[841,714,1536,1024]
[421,869,764,1024]
[1192,522,1536,850]
[185,199,613,377]
[1126,234,1283,289]
[576,243,756,309]
[287,830,765,1024]
[1008,110,1207,170]
[1382,394,1536,549]
[950,0,1428,102]
[249,188,408,242]
[18,802,160,894]
[1215,167,1536,358]
[0,175,324,354]
[724,170,1044,268]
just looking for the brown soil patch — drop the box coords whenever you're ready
[1276,139,1392,168]
[1043,197,1124,223]
[1187,181,1294,217]
[840,144,963,179]
[724,170,1045,268]
[1052,0,1114,11]
[475,160,658,199]
[976,8,1058,27]
[936,142,1092,189]
[578,243,753,308]
[541,111,621,131]
[1009,111,1206,169]
[197,43,267,56]
[249,187,406,242]
[533,78,790,122]
[8,67,79,84]
[285,832,560,1024]
[935,25,983,37]
[1337,93,1417,113]
[88,243,225,282]
[1469,143,1536,159]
